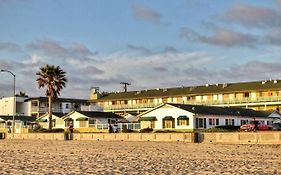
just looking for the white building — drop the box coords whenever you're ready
[0,96,102,118]
[0,97,28,116]
[139,103,275,130]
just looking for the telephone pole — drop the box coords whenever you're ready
[120,82,131,92]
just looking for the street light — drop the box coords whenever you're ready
[1,69,16,135]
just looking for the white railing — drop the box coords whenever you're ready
[89,123,140,131]
[102,96,281,111]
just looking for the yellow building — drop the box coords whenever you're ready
[90,80,281,115]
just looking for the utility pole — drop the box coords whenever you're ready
[120,82,131,92]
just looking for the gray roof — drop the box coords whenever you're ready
[76,111,122,119]
[168,103,270,118]
[0,115,36,122]
[97,80,281,101]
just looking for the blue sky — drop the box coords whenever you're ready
[1,0,281,98]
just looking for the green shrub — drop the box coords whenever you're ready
[139,128,153,133]
[154,130,178,133]
[122,128,134,133]
[201,125,240,132]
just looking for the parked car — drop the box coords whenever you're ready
[240,121,272,132]
[272,123,281,131]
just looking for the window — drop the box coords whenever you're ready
[163,120,173,128]
[240,120,248,125]
[196,118,206,129]
[89,119,96,125]
[65,104,69,109]
[163,117,175,128]
[225,119,235,126]
[177,116,189,126]
[79,121,87,127]
[178,119,189,126]
[244,92,250,98]
[209,118,219,126]
[141,121,155,128]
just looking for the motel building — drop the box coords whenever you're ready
[90,80,281,115]
[138,103,274,130]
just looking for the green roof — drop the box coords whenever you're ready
[37,119,47,122]
[76,117,88,121]
[139,116,157,121]
[177,115,189,120]
[163,116,174,120]
[96,80,281,101]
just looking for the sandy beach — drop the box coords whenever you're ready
[0,140,280,175]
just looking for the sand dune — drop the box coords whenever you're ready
[0,140,280,174]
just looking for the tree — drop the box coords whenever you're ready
[36,65,67,130]
[16,91,28,97]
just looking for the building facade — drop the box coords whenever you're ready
[91,80,281,115]
[138,103,273,130]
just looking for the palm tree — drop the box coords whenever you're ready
[36,64,67,130]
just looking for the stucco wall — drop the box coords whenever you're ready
[3,132,281,144]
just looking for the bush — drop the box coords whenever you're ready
[30,128,65,133]
[201,125,240,132]
[122,128,134,133]
[154,130,178,133]
[139,128,153,133]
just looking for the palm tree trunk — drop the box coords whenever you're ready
[48,96,52,130]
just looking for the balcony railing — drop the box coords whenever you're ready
[89,123,141,131]
[102,96,281,111]
[31,107,72,113]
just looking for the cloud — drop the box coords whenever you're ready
[133,5,162,24]
[264,31,281,45]
[26,39,96,59]
[224,4,281,28]
[0,42,21,52]
[127,44,153,54]
[180,27,257,48]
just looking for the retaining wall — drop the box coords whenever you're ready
[3,132,281,144]
[199,131,281,144]
[4,133,195,142]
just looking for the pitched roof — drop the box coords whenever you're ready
[168,103,270,118]
[139,103,270,118]
[0,115,36,122]
[24,97,90,103]
[76,111,122,119]
[97,80,281,101]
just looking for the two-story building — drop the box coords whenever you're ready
[0,96,102,118]
[91,80,281,115]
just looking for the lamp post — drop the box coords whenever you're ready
[1,69,16,135]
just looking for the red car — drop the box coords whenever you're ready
[240,121,272,131]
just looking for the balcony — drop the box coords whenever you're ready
[101,96,281,111]
[31,107,72,113]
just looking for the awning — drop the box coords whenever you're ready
[76,117,88,121]
[177,115,189,120]
[64,118,73,121]
[163,116,174,120]
[37,119,47,122]
[139,117,157,121]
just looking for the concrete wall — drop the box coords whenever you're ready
[3,132,281,144]
[4,133,195,142]
[199,132,281,144]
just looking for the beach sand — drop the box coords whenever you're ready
[0,140,280,175]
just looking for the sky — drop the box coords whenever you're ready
[1,0,281,99]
